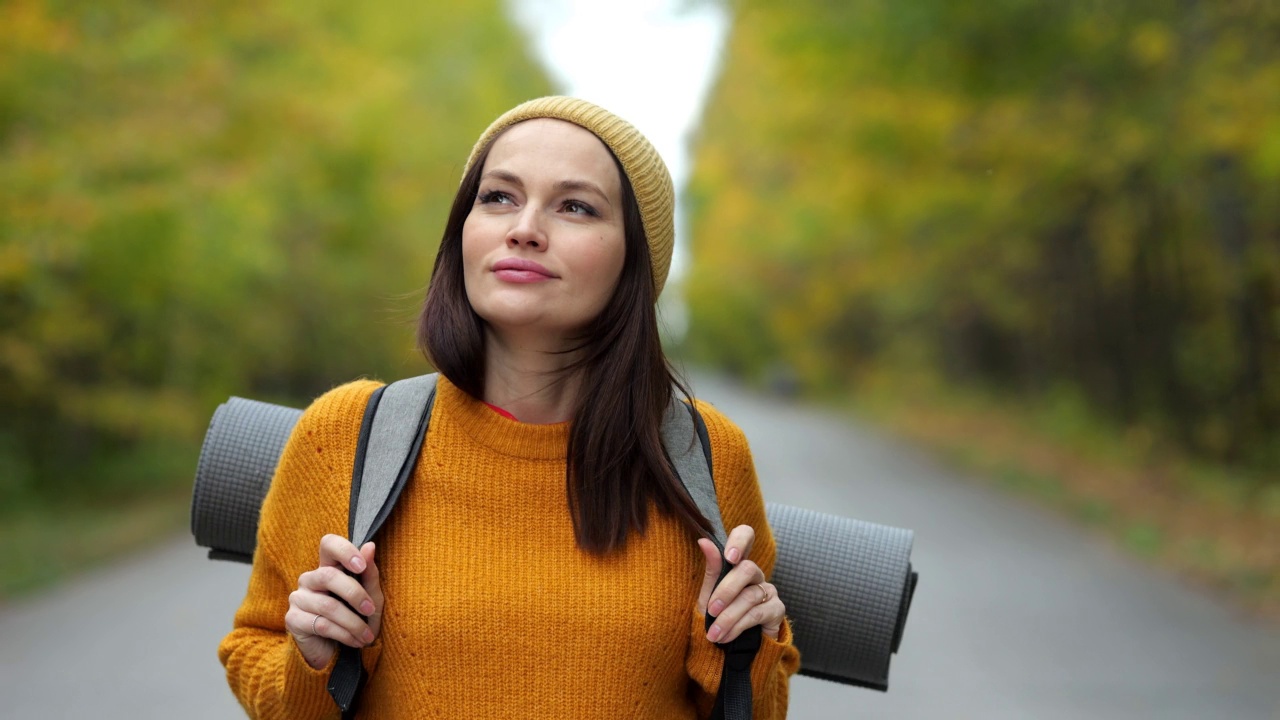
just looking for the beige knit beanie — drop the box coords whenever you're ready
[463,96,676,299]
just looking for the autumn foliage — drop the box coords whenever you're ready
[0,0,550,505]
[686,0,1280,475]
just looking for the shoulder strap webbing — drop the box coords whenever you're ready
[329,374,438,718]
[667,397,762,720]
[662,398,726,544]
[353,374,438,545]
[331,378,756,720]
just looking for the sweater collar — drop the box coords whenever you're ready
[435,375,570,460]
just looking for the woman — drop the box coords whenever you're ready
[219,96,800,718]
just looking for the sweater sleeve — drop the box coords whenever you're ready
[684,401,802,719]
[217,380,385,720]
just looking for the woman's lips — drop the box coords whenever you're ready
[492,258,557,283]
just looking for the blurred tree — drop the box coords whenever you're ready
[0,0,551,504]
[687,0,1280,473]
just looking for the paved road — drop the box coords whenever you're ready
[2,376,1278,718]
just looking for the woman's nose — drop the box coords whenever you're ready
[506,207,547,250]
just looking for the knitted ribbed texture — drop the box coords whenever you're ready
[219,377,800,719]
[463,96,677,298]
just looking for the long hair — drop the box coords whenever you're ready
[418,133,713,554]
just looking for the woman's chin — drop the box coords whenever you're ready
[473,293,594,331]
[479,309,585,340]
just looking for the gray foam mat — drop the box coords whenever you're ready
[191,397,916,688]
[191,398,302,560]
[766,504,914,689]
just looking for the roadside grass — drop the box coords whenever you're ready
[0,488,191,601]
[847,369,1280,621]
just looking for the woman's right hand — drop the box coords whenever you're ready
[285,535,384,670]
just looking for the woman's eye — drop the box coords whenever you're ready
[563,200,598,217]
[477,190,512,205]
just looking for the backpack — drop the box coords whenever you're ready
[192,374,919,718]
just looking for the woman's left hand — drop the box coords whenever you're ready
[696,525,785,643]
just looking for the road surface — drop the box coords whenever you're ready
[2,376,1277,718]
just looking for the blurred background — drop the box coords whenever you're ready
[681,0,1280,617]
[2,0,554,591]
[2,0,1279,713]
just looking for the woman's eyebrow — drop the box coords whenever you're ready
[554,179,612,207]
[482,169,523,187]
[482,170,613,208]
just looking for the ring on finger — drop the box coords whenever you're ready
[759,585,770,604]
[312,614,321,636]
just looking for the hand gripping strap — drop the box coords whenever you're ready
[329,375,438,718]
[663,396,760,720]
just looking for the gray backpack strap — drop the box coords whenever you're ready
[351,373,439,546]
[662,396,727,548]
[332,373,439,718]
[661,393,759,720]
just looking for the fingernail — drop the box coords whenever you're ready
[707,625,722,642]
[360,600,375,616]
[351,555,366,572]
[709,599,724,617]
[726,548,740,564]
[362,629,375,644]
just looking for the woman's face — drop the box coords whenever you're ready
[462,118,627,343]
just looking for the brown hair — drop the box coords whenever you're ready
[418,133,713,554]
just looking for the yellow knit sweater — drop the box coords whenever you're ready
[219,376,800,719]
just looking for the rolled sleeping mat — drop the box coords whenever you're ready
[765,504,917,691]
[191,398,302,563]
[192,397,918,690]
